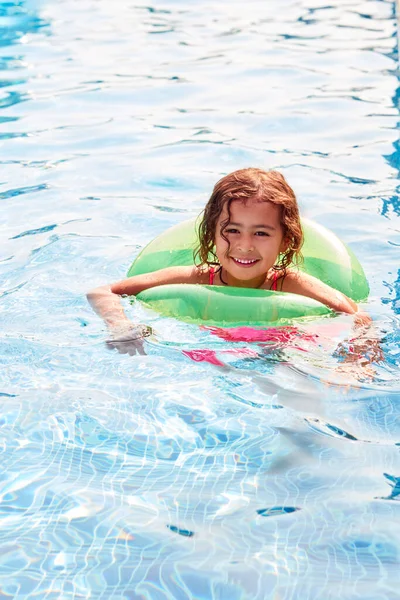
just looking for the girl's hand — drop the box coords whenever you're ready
[354,310,372,328]
[105,323,152,356]
[334,313,384,380]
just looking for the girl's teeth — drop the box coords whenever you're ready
[234,258,257,264]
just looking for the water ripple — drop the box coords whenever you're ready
[0,183,48,200]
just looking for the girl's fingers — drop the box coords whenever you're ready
[354,311,372,327]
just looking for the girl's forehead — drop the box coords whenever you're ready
[219,199,281,222]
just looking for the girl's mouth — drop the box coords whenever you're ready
[231,257,260,267]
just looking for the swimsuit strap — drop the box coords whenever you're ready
[209,266,215,285]
[271,270,279,291]
[270,269,287,291]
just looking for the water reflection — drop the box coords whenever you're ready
[0,0,48,47]
[0,0,50,143]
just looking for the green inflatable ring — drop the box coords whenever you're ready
[127,218,369,327]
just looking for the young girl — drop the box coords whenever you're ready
[87,168,365,354]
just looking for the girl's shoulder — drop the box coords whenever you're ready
[195,264,214,284]
[279,268,309,289]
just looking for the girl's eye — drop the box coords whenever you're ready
[225,228,239,234]
[255,231,269,237]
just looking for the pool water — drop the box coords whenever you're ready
[1,0,400,598]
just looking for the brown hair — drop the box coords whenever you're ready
[194,168,303,271]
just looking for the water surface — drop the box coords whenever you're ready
[1,0,400,598]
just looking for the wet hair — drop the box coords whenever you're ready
[194,168,303,272]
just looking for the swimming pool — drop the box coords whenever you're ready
[1,0,400,598]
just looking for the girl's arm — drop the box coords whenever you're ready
[282,270,360,315]
[87,265,203,332]
[283,271,383,378]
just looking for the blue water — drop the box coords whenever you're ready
[1,0,400,598]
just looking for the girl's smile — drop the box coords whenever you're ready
[231,257,260,267]
[215,199,287,288]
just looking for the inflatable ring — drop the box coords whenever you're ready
[127,218,369,327]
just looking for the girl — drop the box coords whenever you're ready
[87,168,365,354]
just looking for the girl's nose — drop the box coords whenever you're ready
[238,236,255,252]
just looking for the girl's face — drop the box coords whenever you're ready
[215,199,287,288]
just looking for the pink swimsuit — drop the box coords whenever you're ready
[209,266,216,285]
[208,266,279,290]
